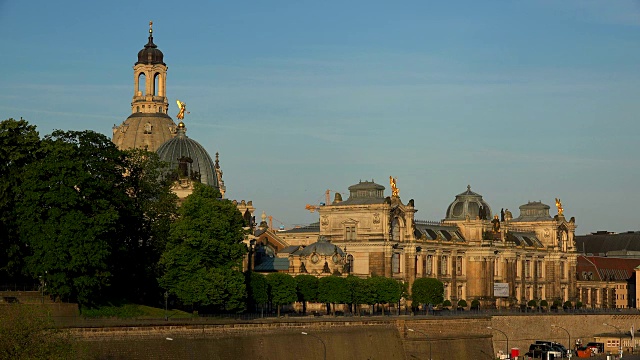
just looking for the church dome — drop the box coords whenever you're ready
[299,236,345,256]
[136,24,165,65]
[512,201,552,222]
[156,122,218,188]
[445,185,492,221]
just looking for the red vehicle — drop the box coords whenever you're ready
[575,346,592,358]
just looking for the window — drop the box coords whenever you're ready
[537,260,543,279]
[392,253,400,274]
[456,256,463,275]
[494,258,499,277]
[560,262,566,279]
[525,260,531,278]
[346,255,353,274]
[426,255,433,275]
[346,226,356,241]
[441,256,448,275]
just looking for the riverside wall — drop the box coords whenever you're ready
[69,313,640,360]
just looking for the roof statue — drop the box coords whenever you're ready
[555,198,564,216]
[176,100,189,120]
[390,176,399,197]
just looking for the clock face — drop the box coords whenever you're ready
[311,254,319,264]
[332,254,339,263]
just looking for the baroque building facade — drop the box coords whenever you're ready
[250,179,578,308]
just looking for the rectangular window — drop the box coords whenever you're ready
[441,256,448,275]
[392,253,400,274]
[560,262,566,279]
[346,226,356,241]
[494,258,499,277]
[525,260,531,279]
[456,256,463,276]
[537,260,543,279]
[426,255,433,275]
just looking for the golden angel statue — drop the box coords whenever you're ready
[390,176,399,197]
[555,198,564,216]
[176,100,189,120]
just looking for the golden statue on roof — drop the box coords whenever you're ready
[176,100,189,120]
[390,176,399,197]
[555,198,564,216]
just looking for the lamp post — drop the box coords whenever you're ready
[164,291,169,321]
[551,324,572,359]
[487,326,509,359]
[407,328,432,360]
[301,332,326,360]
[603,323,623,358]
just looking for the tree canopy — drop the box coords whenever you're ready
[266,272,297,316]
[411,277,444,306]
[159,183,247,311]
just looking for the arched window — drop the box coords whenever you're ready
[347,254,353,274]
[391,218,400,241]
[138,73,146,95]
[153,73,160,96]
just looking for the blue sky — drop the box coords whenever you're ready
[1,1,639,234]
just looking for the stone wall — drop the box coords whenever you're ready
[69,313,640,359]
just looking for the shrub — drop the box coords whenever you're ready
[563,301,572,309]
[540,299,548,307]
[527,300,537,308]
[576,301,583,309]
[442,300,452,308]
[457,299,467,308]
[471,299,480,309]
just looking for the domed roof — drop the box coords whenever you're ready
[299,236,346,256]
[136,23,164,65]
[512,201,553,222]
[337,180,386,206]
[445,185,492,221]
[156,122,218,188]
[112,113,177,152]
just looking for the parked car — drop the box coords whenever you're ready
[586,342,604,355]
[535,341,571,358]
[575,346,592,358]
[526,343,563,358]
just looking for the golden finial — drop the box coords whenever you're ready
[176,100,189,120]
[149,21,153,34]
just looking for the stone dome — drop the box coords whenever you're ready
[112,113,177,152]
[299,236,346,256]
[156,122,218,188]
[445,185,492,221]
[136,27,164,65]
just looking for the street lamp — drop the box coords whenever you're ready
[551,324,572,359]
[164,291,169,321]
[407,328,432,360]
[487,326,509,359]
[603,323,623,358]
[301,332,326,360]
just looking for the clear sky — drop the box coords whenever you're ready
[1,1,639,235]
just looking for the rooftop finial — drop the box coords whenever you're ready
[467,185,471,192]
[149,21,153,34]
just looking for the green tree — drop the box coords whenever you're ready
[295,274,318,315]
[16,130,130,307]
[0,119,41,283]
[457,299,467,309]
[249,272,269,314]
[442,299,452,308]
[369,276,401,315]
[411,278,444,310]
[318,276,349,315]
[159,183,247,311]
[266,272,297,317]
[118,148,178,304]
[0,305,75,359]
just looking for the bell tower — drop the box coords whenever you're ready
[112,21,177,152]
[131,21,169,116]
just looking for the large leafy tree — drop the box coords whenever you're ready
[346,275,375,315]
[0,119,41,283]
[249,272,269,314]
[411,277,444,308]
[117,148,178,303]
[15,130,130,306]
[318,276,349,316]
[266,272,297,317]
[295,274,318,315]
[370,276,402,315]
[159,183,247,311]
